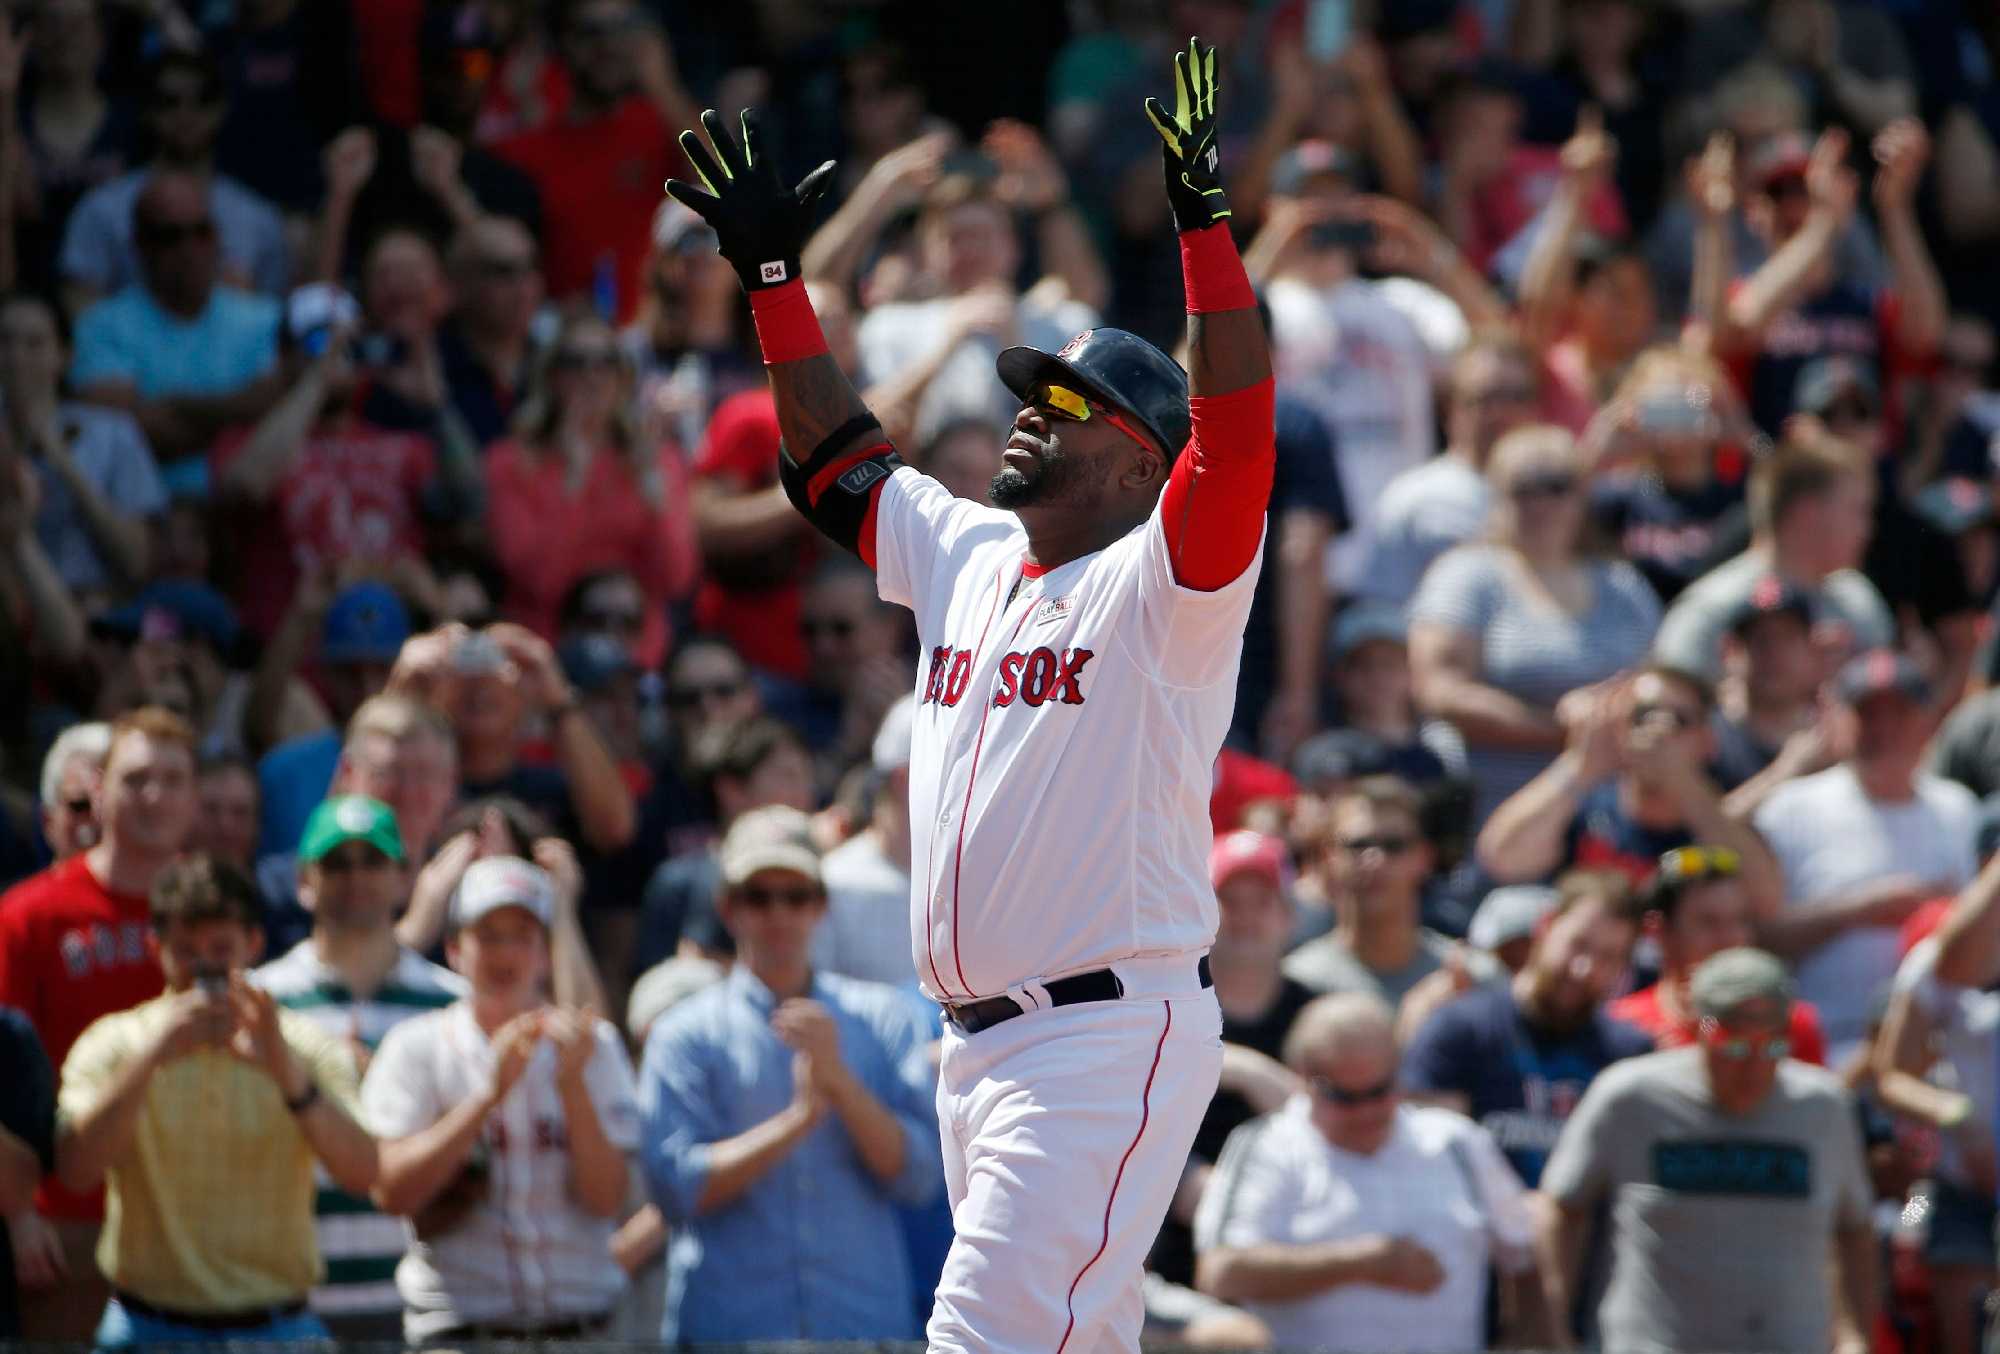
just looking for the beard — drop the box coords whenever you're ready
[989,435,1107,510]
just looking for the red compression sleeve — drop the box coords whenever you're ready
[1159,378,1276,591]
[1179,223,1256,314]
[748,278,829,364]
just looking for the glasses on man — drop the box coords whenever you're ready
[1309,1074,1396,1106]
[476,257,537,281]
[553,348,619,372]
[61,797,93,816]
[1335,835,1413,857]
[317,847,396,876]
[800,617,855,641]
[1656,845,1741,886]
[580,607,644,635]
[138,218,216,249]
[1508,471,1578,500]
[1629,702,1697,731]
[1698,1017,1790,1062]
[737,883,821,910]
[1029,382,1163,456]
[665,679,745,710]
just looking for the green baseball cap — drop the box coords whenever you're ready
[299,795,405,865]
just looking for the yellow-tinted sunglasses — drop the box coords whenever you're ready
[1030,382,1165,456]
[1657,845,1741,885]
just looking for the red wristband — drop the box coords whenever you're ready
[748,279,830,365]
[1180,223,1257,315]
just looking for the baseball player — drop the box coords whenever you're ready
[667,35,1274,1353]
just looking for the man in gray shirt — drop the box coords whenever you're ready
[1541,948,1877,1354]
[1654,435,1891,683]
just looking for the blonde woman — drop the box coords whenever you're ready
[484,314,699,668]
[1409,425,1661,826]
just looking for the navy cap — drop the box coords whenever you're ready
[1290,729,1391,788]
[95,581,240,654]
[1728,574,1814,635]
[1912,477,1998,538]
[1330,603,1408,662]
[321,583,411,665]
[1833,648,1931,707]
[558,633,636,694]
[996,328,1191,463]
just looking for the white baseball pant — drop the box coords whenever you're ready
[926,958,1223,1354]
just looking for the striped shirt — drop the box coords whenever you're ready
[254,942,466,1318]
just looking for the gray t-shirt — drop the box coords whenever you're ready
[1927,686,2000,799]
[1410,545,1662,825]
[31,403,165,592]
[1282,926,1477,1006]
[1653,549,1893,683]
[1542,1046,1872,1354]
[1356,454,1490,608]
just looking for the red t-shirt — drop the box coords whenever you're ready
[0,854,163,1219]
[348,0,424,127]
[1608,982,1828,1066]
[211,417,437,637]
[691,389,815,680]
[495,97,682,322]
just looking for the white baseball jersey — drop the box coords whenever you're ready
[873,465,1262,1002]
[361,1002,640,1340]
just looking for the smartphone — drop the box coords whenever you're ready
[1636,395,1715,437]
[1309,218,1376,252]
[454,631,505,676]
[193,964,228,998]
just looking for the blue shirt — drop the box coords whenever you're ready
[638,967,943,1342]
[256,730,340,858]
[71,284,279,403]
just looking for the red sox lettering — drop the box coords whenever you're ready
[921,645,1095,709]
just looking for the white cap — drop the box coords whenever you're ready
[872,694,916,773]
[452,856,556,931]
[1468,885,1556,952]
[719,806,822,888]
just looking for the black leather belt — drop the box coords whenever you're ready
[943,956,1212,1034]
[429,1311,612,1342]
[113,1289,308,1331]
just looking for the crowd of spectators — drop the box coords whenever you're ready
[9,0,2000,1350]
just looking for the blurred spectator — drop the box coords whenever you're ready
[1359,334,1539,608]
[1321,605,1457,791]
[1753,650,1979,1060]
[1582,347,1753,603]
[1476,666,1779,903]
[1712,122,1944,436]
[686,282,859,682]
[485,313,699,668]
[67,168,283,491]
[1610,846,1828,1064]
[1466,884,1555,976]
[3,293,160,607]
[1409,425,1661,826]
[1878,835,2000,1354]
[1151,828,1314,1291]
[189,754,258,872]
[202,0,362,215]
[636,715,816,971]
[648,634,761,838]
[1233,35,1423,221]
[1927,673,2000,803]
[0,1006,54,1341]
[768,557,913,780]
[365,855,637,1342]
[1713,577,1844,810]
[811,696,917,988]
[1653,432,1888,683]
[849,165,1101,448]
[1284,777,1469,1009]
[255,794,465,1341]
[491,0,696,320]
[1904,316,1999,494]
[0,706,193,1340]
[36,721,109,862]
[1401,870,1649,1185]
[255,694,458,956]
[1541,0,1670,230]
[252,576,413,850]
[637,807,941,1340]
[14,0,135,287]
[53,854,377,1349]
[387,621,636,857]
[1193,994,1547,1351]
[1682,1,1918,134]
[59,52,288,314]
[1540,948,1877,1354]
[210,283,458,639]
[622,201,753,452]
[439,216,544,449]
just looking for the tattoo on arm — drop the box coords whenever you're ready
[768,355,879,462]
[1186,309,1272,400]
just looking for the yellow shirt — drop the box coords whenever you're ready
[58,994,362,1312]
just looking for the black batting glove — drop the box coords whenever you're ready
[1143,36,1231,234]
[665,108,835,292]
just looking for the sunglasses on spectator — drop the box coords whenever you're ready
[316,846,396,876]
[476,257,536,280]
[666,679,744,709]
[1698,1017,1789,1062]
[1309,1074,1396,1106]
[1821,398,1877,425]
[61,797,92,816]
[580,607,643,634]
[1657,845,1741,886]
[1336,835,1412,857]
[800,617,855,640]
[1629,702,1697,731]
[1030,382,1163,456]
[737,883,821,910]
[1508,471,1577,500]
[150,86,216,111]
[138,219,216,247]
[553,348,619,371]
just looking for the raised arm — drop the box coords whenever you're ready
[1719,129,1856,354]
[1143,36,1275,591]
[1870,118,1946,358]
[668,110,898,569]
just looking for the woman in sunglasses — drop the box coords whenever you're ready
[484,314,699,669]
[1410,425,1661,827]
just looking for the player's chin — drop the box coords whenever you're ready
[989,465,1041,509]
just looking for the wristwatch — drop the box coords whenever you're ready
[285,1081,321,1115]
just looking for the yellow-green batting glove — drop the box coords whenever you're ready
[1143,36,1231,234]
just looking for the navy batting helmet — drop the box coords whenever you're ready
[996,328,1191,460]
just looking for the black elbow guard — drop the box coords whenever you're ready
[778,415,903,558]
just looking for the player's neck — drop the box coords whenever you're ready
[1019,509,1147,572]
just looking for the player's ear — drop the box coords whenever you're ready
[1119,444,1165,493]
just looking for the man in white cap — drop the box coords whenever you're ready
[813,696,919,988]
[637,806,942,1342]
[362,855,638,1343]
